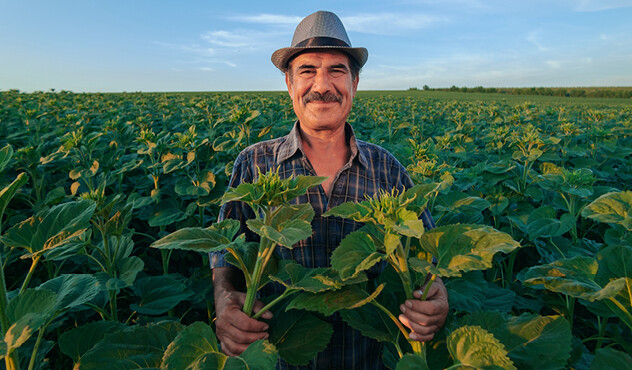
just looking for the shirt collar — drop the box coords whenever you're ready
[278,121,369,168]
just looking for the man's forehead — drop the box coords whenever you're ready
[289,50,351,68]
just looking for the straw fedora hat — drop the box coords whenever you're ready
[271,11,368,71]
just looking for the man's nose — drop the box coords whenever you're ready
[312,70,332,92]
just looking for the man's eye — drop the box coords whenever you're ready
[331,70,345,76]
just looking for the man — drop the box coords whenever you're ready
[211,10,448,368]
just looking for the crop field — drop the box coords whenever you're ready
[0,89,631,369]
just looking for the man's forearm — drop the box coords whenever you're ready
[213,266,245,300]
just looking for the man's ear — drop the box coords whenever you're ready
[285,72,293,97]
[352,75,359,97]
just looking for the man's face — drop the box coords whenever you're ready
[285,50,358,134]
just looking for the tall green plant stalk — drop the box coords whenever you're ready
[0,255,20,370]
[152,168,326,319]
[221,169,325,318]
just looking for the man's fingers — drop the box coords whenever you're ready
[252,301,274,320]
[398,313,438,342]
[400,300,446,326]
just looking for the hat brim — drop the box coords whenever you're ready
[271,46,368,71]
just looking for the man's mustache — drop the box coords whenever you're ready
[303,91,342,104]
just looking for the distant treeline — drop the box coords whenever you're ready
[410,85,632,99]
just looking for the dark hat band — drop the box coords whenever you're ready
[294,37,350,48]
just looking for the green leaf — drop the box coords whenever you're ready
[246,218,312,248]
[520,256,629,302]
[0,144,14,173]
[331,231,384,280]
[501,314,572,370]
[130,275,194,315]
[148,207,186,227]
[395,354,430,370]
[235,339,278,370]
[58,321,126,363]
[269,262,360,293]
[447,325,516,369]
[434,191,491,215]
[526,206,574,240]
[270,203,315,226]
[446,272,515,313]
[417,224,521,277]
[287,284,383,316]
[38,274,100,311]
[590,347,632,370]
[151,219,241,252]
[595,244,632,327]
[322,202,372,222]
[0,340,6,359]
[268,309,332,366]
[118,256,145,288]
[1,199,96,256]
[341,301,400,343]
[161,321,219,369]
[582,191,632,231]
[4,288,57,350]
[456,312,572,370]
[76,321,183,369]
[0,172,28,231]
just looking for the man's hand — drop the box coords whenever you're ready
[213,266,273,356]
[214,289,273,356]
[398,277,449,342]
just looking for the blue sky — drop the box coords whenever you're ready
[1,0,631,92]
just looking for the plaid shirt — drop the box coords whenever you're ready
[211,122,435,369]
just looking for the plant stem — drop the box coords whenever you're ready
[608,297,632,331]
[20,255,42,293]
[161,249,172,275]
[28,316,55,370]
[0,255,11,334]
[243,238,273,316]
[421,274,437,301]
[373,297,426,361]
[371,300,410,342]
[4,351,19,370]
[596,317,606,350]
[252,290,294,320]
[109,290,118,322]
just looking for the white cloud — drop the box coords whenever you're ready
[526,31,549,51]
[342,13,446,35]
[230,14,302,25]
[574,0,632,11]
[545,60,562,69]
[201,30,254,48]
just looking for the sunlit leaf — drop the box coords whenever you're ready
[581,191,632,230]
[287,284,383,316]
[1,199,95,255]
[151,219,242,252]
[447,325,516,369]
[161,321,219,369]
[330,231,384,280]
[457,312,572,370]
[417,224,521,277]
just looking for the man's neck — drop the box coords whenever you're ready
[298,122,351,197]
[298,122,349,153]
